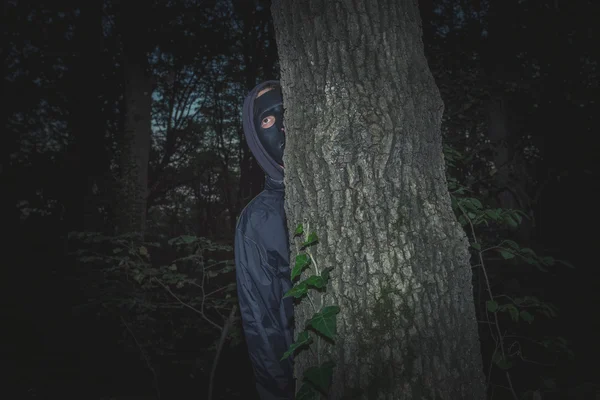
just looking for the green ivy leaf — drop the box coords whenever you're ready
[284,281,309,299]
[139,246,148,257]
[485,209,500,220]
[305,275,326,289]
[502,304,519,322]
[294,224,304,237]
[304,361,335,394]
[471,242,481,250]
[497,249,515,259]
[520,310,534,324]
[291,254,311,281]
[486,300,499,312]
[281,331,312,361]
[296,382,319,400]
[302,232,319,248]
[306,306,340,340]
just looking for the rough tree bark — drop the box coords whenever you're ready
[271,1,486,399]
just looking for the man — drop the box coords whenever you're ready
[235,80,295,399]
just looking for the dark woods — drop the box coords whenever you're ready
[2,0,598,399]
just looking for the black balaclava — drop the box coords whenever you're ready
[253,87,285,166]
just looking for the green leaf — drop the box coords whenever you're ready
[471,242,481,250]
[520,247,536,256]
[503,214,519,228]
[486,300,499,312]
[485,209,500,220]
[513,297,524,305]
[497,249,515,259]
[513,212,523,224]
[284,282,309,299]
[139,246,148,257]
[305,274,326,289]
[294,224,304,237]
[281,331,312,361]
[466,197,483,209]
[451,196,459,211]
[503,240,520,250]
[520,310,534,323]
[224,282,237,292]
[504,304,519,322]
[460,198,481,213]
[304,361,335,394]
[302,232,319,248]
[296,382,319,400]
[291,254,311,281]
[307,306,340,340]
[493,353,513,370]
[541,256,555,266]
[168,235,197,245]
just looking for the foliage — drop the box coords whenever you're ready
[282,224,339,398]
[5,0,595,397]
[444,143,574,399]
[68,232,239,389]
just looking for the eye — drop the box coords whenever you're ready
[261,116,275,129]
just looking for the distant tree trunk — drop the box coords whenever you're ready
[483,1,535,244]
[64,0,108,233]
[115,7,153,238]
[271,1,486,399]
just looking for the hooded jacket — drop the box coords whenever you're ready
[235,80,295,399]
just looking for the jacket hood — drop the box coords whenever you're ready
[243,80,284,183]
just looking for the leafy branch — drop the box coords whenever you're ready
[446,143,574,398]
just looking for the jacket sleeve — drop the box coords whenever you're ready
[235,229,295,400]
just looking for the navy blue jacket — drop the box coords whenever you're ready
[235,81,295,399]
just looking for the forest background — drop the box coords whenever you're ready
[2,0,598,399]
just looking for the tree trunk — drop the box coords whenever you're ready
[115,9,153,238]
[271,1,486,399]
[64,0,108,233]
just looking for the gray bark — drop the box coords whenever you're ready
[271,0,486,399]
